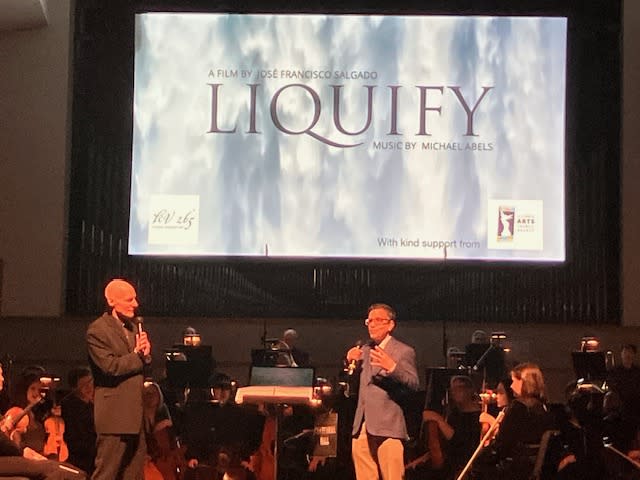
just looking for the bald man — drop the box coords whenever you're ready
[86,279,151,480]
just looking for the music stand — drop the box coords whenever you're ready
[238,366,315,480]
[571,351,607,381]
[165,345,213,388]
[424,368,462,413]
[464,343,506,389]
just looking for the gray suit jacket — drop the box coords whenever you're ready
[352,336,419,440]
[87,313,145,434]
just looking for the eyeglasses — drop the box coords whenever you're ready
[365,318,392,327]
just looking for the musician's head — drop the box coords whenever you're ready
[511,363,546,402]
[14,372,43,408]
[209,372,234,405]
[495,377,514,408]
[449,375,475,406]
[68,366,94,403]
[471,330,489,344]
[142,381,164,412]
[104,279,138,320]
[283,328,298,347]
[366,303,396,344]
[621,344,637,369]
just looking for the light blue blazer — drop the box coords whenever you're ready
[352,335,419,440]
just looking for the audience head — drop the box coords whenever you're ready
[510,362,546,402]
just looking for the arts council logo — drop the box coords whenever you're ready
[497,205,515,242]
[488,200,543,251]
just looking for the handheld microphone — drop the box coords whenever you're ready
[135,316,144,335]
[347,340,364,375]
[134,316,152,364]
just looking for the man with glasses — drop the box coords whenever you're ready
[345,303,419,480]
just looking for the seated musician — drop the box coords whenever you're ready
[547,381,606,480]
[486,363,556,480]
[5,372,49,457]
[61,367,95,475]
[0,360,86,479]
[478,377,514,433]
[142,382,185,480]
[421,375,481,479]
[600,390,640,479]
[280,329,310,368]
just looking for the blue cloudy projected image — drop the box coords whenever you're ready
[129,13,567,261]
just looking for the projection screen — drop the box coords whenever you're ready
[129,13,567,261]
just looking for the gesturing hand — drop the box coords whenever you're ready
[369,346,396,372]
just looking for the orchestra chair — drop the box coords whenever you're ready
[530,429,561,480]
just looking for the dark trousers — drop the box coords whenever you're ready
[91,433,145,480]
[0,456,84,480]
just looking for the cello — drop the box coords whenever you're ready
[249,407,276,480]
[404,420,445,471]
[405,368,452,472]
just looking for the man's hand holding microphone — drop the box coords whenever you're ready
[133,317,152,362]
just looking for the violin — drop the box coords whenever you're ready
[43,408,69,461]
[0,395,45,444]
[478,389,502,446]
[42,388,69,461]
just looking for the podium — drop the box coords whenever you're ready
[235,367,316,480]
